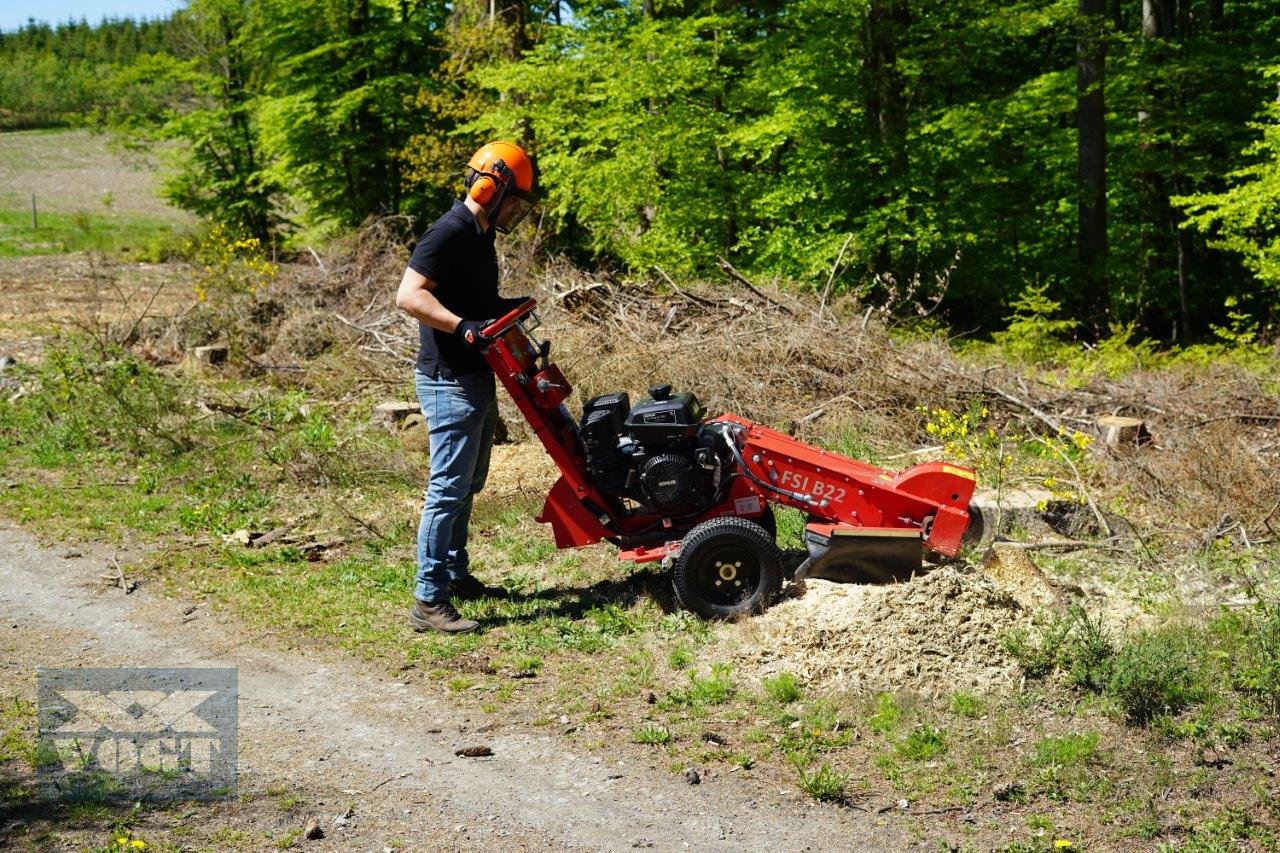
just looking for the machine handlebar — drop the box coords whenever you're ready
[483,298,539,340]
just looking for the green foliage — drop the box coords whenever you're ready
[1,340,192,457]
[949,692,985,718]
[867,692,900,735]
[1028,731,1106,803]
[1002,604,1115,690]
[666,663,735,708]
[103,2,290,244]
[797,762,847,802]
[1106,631,1202,724]
[634,723,673,745]
[991,283,1078,364]
[0,17,178,129]
[763,672,803,704]
[1178,64,1280,306]
[252,0,443,230]
[895,724,947,761]
[1214,602,1280,715]
[1030,732,1099,770]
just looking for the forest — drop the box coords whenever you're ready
[2,0,1278,341]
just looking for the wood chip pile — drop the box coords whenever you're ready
[731,566,1036,696]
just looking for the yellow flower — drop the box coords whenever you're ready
[1053,841,1073,850]
[131,841,148,850]
[116,838,128,846]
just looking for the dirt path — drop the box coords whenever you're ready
[0,521,905,851]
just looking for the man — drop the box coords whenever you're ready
[394,141,538,634]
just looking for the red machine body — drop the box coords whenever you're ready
[481,300,976,612]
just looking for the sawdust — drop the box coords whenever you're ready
[483,442,561,499]
[731,565,1036,696]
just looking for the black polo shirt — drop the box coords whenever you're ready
[408,199,500,379]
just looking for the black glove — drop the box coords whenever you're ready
[455,318,495,350]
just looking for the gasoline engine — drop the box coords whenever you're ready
[578,385,723,518]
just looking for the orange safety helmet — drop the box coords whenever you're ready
[465,141,538,233]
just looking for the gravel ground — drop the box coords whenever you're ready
[0,520,906,851]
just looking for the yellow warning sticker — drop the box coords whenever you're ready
[941,465,976,480]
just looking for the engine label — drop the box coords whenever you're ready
[733,496,763,515]
[778,470,847,502]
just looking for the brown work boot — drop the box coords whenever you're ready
[450,574,510,601]
[409,599,478,634]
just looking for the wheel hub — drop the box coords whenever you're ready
[716,560,741,583]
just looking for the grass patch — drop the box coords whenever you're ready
[0,208,181,259]
[895,724,946,761]
[666,663,735,708]
[867,692,900,735]
[949,691,985,718]
[634,724,673,745]
[797,762,847,802]
[763,672,803,704]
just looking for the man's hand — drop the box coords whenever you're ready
[456,319,496,350]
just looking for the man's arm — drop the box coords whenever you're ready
[395,267,462,333]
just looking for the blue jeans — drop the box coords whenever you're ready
[414,369,498,603]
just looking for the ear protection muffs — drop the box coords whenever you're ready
[468,159,515,207]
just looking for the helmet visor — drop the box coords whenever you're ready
[494,191,537,234]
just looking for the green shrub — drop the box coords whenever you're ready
[763,672,803,704]
[1107,632,1201,724]
[1063,606,1115,691]
[3,340,193,457]
[1002,604,1113,689]
[1227,602,1280,714]
[1001,616,1073,679]
[990,283,1077,364]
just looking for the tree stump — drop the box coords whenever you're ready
[1096,415,1150,450]
[372,401,420,431]
[192,344,228,366]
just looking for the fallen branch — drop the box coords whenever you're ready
[716,257,795,315]
[818,234,854,319]
[653,266,720,309]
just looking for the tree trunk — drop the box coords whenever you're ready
[865,0,911,279]
[1077,0,1108,328]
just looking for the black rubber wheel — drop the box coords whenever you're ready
[673,517,781,620]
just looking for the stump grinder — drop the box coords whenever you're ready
[480,300,977,618]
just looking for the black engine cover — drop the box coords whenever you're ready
[638,452,704,514]
[625,387,704,448]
